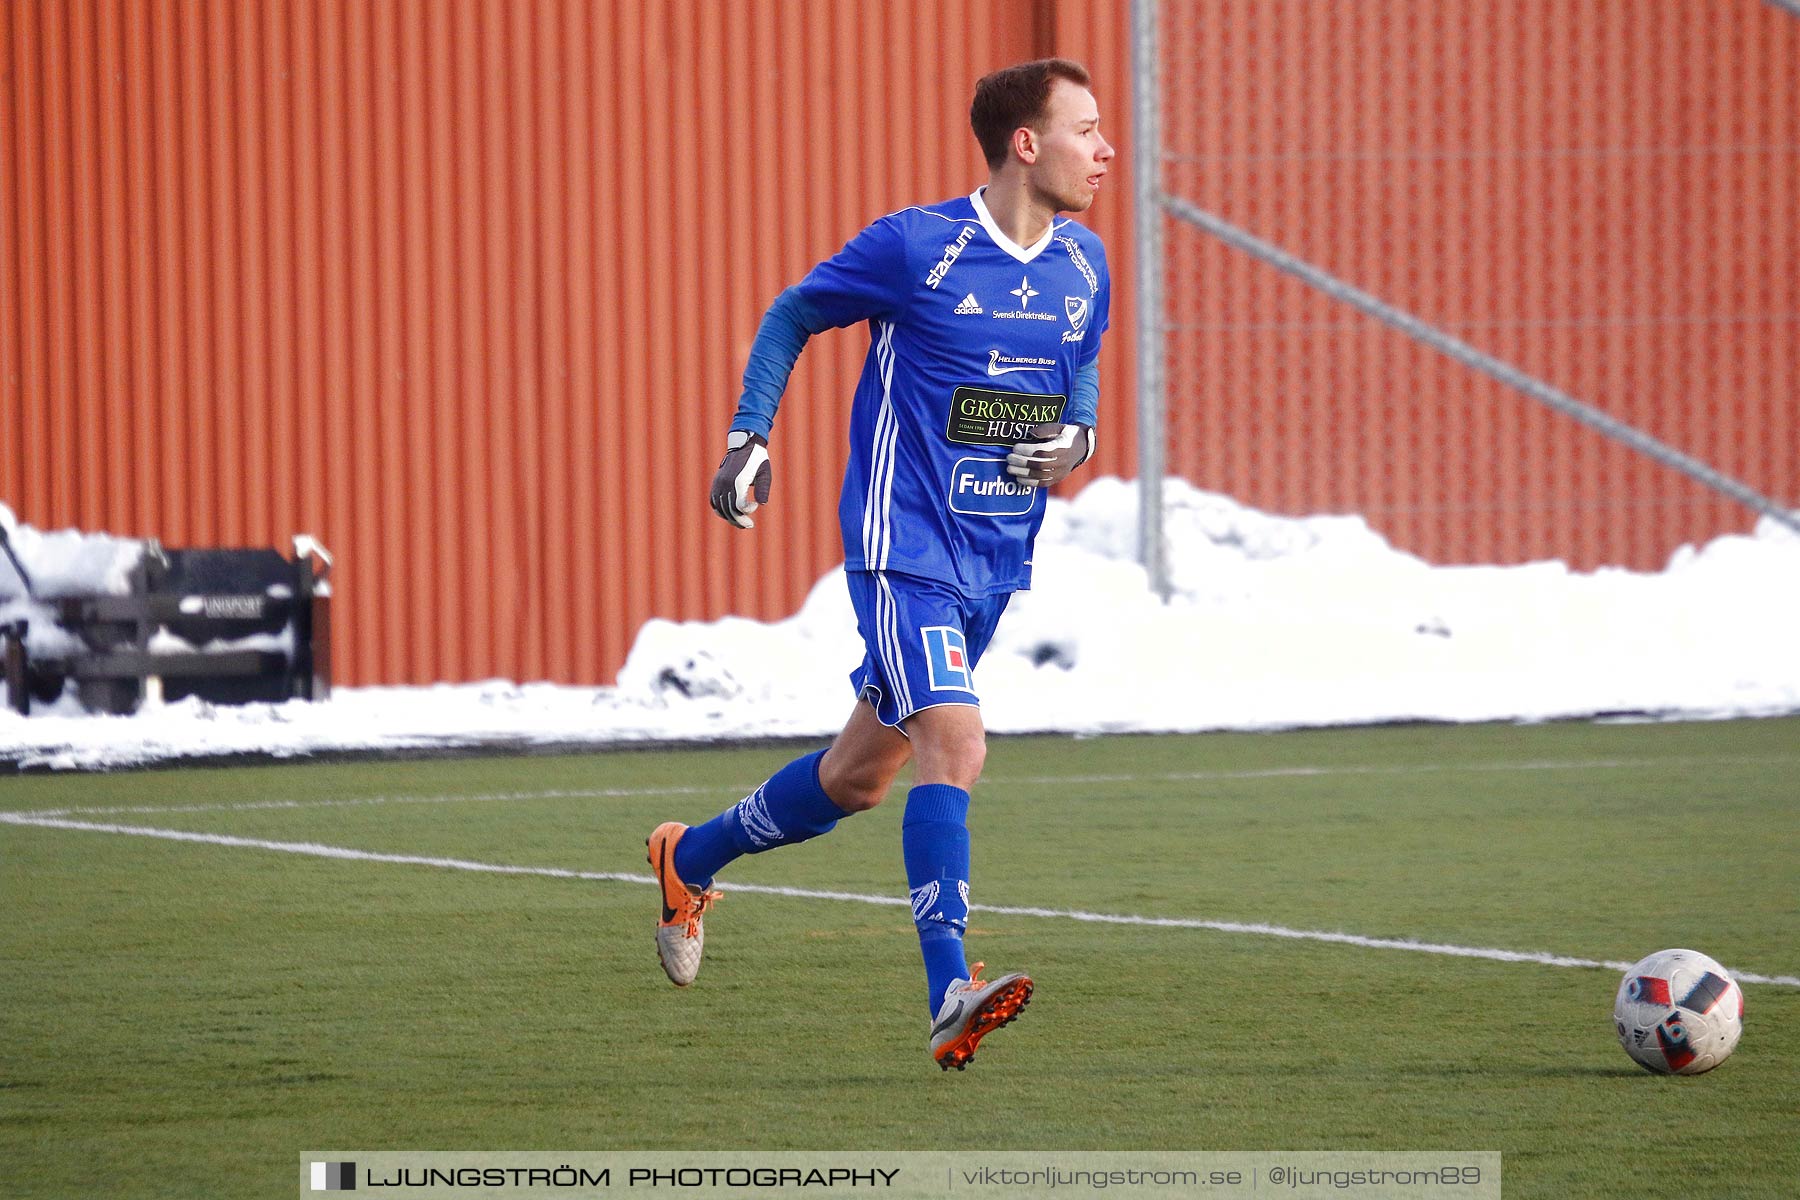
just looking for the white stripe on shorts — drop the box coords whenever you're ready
[877,572,914,717]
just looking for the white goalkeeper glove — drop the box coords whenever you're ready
[709,431,772,528]
[1006,422,1095,488]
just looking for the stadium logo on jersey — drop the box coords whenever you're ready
[921,626,977,693]
[953,293,983,315]
[1062,295,1090,344]
[987,350,1055,376]
[946,385,1068,446]
[1055,234,1100,295]
[926,226,977,289]
[948,456,1037,517]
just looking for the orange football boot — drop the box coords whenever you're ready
[646,822,721,987]
[929,962,1033,1070]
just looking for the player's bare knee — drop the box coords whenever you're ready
[827,773,891,813]
[915,730,986,791]
[819,752,898,813]
[957,734,987,785]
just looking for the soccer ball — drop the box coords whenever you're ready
[1613,949,1743,1075]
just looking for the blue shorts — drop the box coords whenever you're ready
[845,570,1013,729]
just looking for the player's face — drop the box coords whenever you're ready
[1026,79,1114,213]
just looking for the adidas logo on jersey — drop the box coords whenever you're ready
[953,293,983,315]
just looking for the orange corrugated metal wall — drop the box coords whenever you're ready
[1153,0,1797,569]
[4,1,1794,689]
[1,0,1050,687]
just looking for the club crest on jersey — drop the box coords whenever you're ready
[1062,295,1089,343]
[921,626,976,693]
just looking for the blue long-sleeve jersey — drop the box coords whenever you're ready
[731,189,1110,596]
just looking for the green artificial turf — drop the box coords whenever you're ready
[3,718,1797,1197]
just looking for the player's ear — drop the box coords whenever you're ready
[1014,126,1036,164]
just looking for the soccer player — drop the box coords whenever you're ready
[649,59,1113,1071]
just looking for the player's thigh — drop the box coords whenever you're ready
[904,703,987,791]
[819,700,912,812]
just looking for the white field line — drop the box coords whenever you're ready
[10,785,741,820]
[11,753,1797,820]
[4,809,1797,989]
[1027,753,1800,789]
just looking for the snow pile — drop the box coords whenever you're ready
[0,503,149,710]
[3,479,1797,770]
[0,503,145,601]
[621,478,1800,734]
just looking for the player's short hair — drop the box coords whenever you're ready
[970,58,1093,169]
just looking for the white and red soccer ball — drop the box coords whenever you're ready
[1613,949,1743,1075]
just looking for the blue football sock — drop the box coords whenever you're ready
[673,749,845,887]
[902,783,972,1017]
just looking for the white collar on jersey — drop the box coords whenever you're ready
[970,187,1058,264]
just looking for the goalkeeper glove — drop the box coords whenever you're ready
[1006,422,1095,488]
[710,431,772,528]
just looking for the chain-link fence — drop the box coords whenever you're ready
[1133,0,1799,590]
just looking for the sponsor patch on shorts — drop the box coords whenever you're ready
[921,626,975,693]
